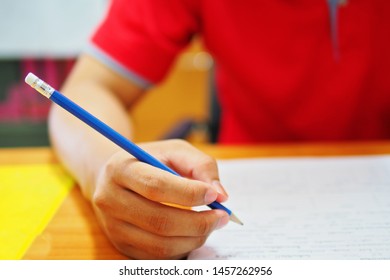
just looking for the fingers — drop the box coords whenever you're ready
[210,180,229,202]
[148,139,220,182]
[140,139,229,202]
[93,184,230,237]
[103,218,208,259]
[112,160,220,206]
[92,141,233,259]
[166,140,229,201]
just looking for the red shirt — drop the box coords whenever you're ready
[90,0,390,143]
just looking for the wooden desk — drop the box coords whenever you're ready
[2,142,390,259]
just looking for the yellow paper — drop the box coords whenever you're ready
[0,164,74,259]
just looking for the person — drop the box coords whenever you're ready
[49,0,390,259]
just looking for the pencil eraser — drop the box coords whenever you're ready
[25,72,38,86]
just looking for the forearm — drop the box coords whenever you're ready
[48,81,133,200]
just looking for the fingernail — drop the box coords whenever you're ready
[212,180,229,201]
[204,189,218,204]
[215,214,230,230]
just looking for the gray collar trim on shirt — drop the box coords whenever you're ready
[84,43,154,89]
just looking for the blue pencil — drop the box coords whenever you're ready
[25,72,242,225]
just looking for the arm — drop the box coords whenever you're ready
[49,54,229,259]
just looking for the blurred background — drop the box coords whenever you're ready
[0,0,213,147]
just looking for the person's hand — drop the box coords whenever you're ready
[91,139,230,259]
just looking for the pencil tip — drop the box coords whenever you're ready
[229,213,244,225]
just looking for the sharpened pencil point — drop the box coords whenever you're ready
[229,213,243,225]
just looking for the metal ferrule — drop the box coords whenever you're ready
[30,77,55,98]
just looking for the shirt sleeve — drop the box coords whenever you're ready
[88,0,200,88]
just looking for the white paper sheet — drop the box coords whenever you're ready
[188,156,390,259]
